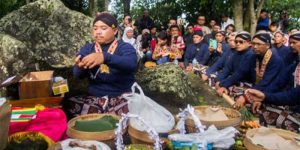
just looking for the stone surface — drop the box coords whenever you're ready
[0,34,35,83]
[136,63,228,110]
[0,0,93,79]
[186,73,229,107]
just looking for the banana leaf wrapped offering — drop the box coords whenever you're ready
[73,115,119,132]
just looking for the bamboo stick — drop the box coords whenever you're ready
[222,93,236,107]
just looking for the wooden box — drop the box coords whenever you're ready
[18,71,54,99]
[1,71,63,107]
[9,96,63,107]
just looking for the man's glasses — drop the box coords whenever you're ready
[235,40,246,44]
[251,42,267,47]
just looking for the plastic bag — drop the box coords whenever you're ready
[169,125,238,149]
[122,83,175,133]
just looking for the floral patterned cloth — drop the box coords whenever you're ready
[260,104,300,133]
[65,95,128,118]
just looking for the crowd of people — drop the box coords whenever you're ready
[116,10,300,133]
[69,10,299,134]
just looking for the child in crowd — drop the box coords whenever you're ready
[152,31,172,64]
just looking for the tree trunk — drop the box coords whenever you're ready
[249,0,265,36]
[233,0,243,31]
[123,0,131,15]
[244,1,251,32]
[89,0,98,17]
[249,0,256,36]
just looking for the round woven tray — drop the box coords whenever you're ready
[128,123,177,146]
[67,113,121,141]
[243,128,300,150]
[185,105,241,132]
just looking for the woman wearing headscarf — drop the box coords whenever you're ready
[122,27,136,47]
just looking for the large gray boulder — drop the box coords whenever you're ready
[186,72,229,107]
[0,34,34,84]
[0,0,93,72]
[136,63,228,111]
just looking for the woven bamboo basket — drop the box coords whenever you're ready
[67,113,121,141]
[185,106,241,132]
[0,101,11,150]
[243,128,300,150]
[8,131,54,148]
[128,123,177,146]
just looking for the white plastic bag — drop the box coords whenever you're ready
[122,83,175,133]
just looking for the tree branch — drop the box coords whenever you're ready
[256,0,265,19]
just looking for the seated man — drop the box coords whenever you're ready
[272,31,292,65]
[245,32,300,132]
[184,30,209,71]
[216,31,256,96]
[269,45,299,92]
[235,32,284,107]
[66,13,137,118]
[252,32,284,91]
[204,31,229,66]
[202,32,237,81]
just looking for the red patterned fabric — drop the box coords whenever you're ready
[9,108,67,142]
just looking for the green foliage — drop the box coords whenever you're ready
[61,0,90,15]
[0,0,26,18]
[112,0,300,30]
[132,0,182,26]
[97,0,106,12]
[1,0,299,30]
[112,0,234,27]
[265,0,300,29]
[179,0,233,25]
[0,0,106,19]
[239,107,255,121]
[110,0,124,21]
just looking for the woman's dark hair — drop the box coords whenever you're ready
[141,32,152,49]
[270,21,279,27]
[260,9,268,14]
[225,24,235,32]
[169,25,180,31]
[123,14,131,19]
[157,31,168,40]
[157,31,170,46]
